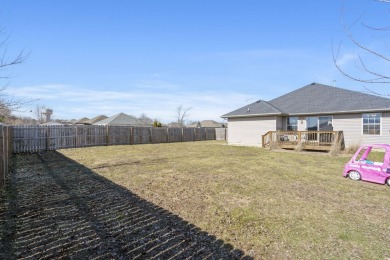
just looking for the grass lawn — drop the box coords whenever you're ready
[59,141,390,259]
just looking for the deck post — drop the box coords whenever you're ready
[261,134,265,148]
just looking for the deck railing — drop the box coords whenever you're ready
[262,130,344,151]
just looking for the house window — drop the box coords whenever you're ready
[319,116,333,131]
[287,117,298,131]
[363,113,381,135]
[306,116,333,131]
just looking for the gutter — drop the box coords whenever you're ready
[222,108,390,119]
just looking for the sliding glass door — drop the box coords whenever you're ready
[306,116,332,130]
[306,116,333,141]
[306,117,318,131]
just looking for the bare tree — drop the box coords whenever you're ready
[176,105,192,127]
[138,113,153,126]
[0,27,30,121]
[0,101,11,122]
[34,104,46,124]
[333,1,390,86]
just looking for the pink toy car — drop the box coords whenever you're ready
[343,144,390,186]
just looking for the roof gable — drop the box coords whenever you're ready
[222,100,284,118]
[86,115,108,125]
[94,113,142,126]
[75,117,90,124]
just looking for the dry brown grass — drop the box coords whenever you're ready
[294,140,304,152]
[344,144,361,155]
[329,135,344,156]
[55,141,390,259]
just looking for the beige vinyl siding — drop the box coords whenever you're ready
[227,116,277,146]
[333,113,390,147]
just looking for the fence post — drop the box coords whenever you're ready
[8,126,12,155]
[166,128,169,143]
[129,127,133,144]
[46,126,50,151]
[106,125,110,145]
[74,126,78,148]
[129,127,133,145]
[2,126,6,186]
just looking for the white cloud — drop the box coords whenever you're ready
[11,83,256,123]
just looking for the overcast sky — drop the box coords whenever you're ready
[1,0,389,123]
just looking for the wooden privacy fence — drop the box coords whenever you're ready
[215,128,227,141]
[12,125,220,153]
[0,125,12,189]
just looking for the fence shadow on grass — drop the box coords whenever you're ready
[0,151,252,259]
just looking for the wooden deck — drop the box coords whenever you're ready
[261,131,344,151]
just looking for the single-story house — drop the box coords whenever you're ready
[222,82,390,148]
[94,112,143,126]
[75,115,108,125]
[75,117,90,125]
[41,121,64,126]
[85,115,108,125]
[187,120,226,128]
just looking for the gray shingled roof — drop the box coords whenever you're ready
[187,120,224,128]
[222,100,284,118]
[86,115,108,125]
[75,117,90,124]
[94,113,142,126]
[222,83,390,118]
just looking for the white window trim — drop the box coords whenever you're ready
[362,113,382,136]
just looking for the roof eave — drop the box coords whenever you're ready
[221,112,287,119]
[222,108,390,119]
[289,108,390,116]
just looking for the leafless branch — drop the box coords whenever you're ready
[361,22,390,31]
[361,85,390,96]
[176,105,192,127]
[333,1,390,85]
[0,27,33,121]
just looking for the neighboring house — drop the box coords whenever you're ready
[94,112,143,126]
[187,120,226,128]
[85,115,108,125]
[41,121,64,126]
[222,82,390,148]
[75,117,90,125]
[139,116,154,127]
[167,122,182,128]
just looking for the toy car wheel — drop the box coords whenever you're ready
[348,171,361,181]
[386,178,390,186]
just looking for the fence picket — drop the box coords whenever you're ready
[11,125,226,153]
